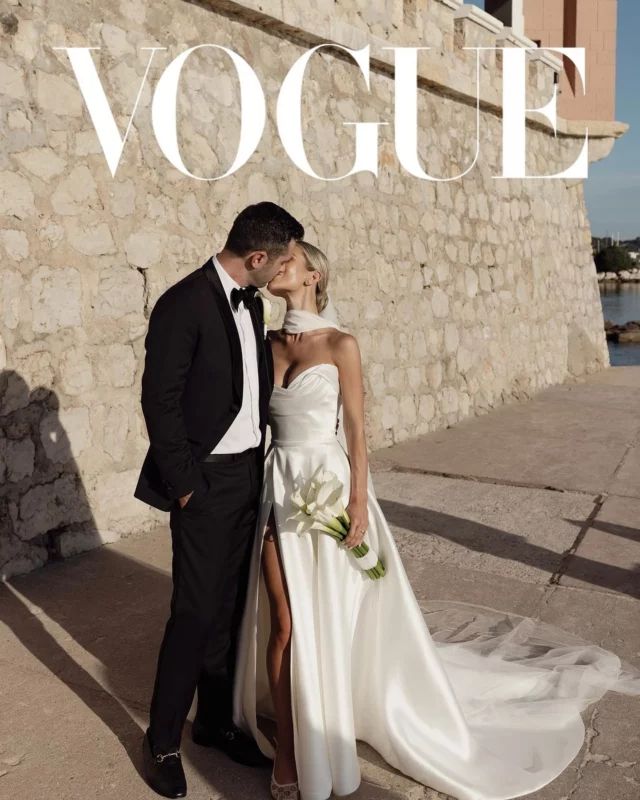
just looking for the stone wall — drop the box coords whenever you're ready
[0,0,618,577]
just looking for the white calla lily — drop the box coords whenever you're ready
[284,466,386,580]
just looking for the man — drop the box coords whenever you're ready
[134,201,304,798]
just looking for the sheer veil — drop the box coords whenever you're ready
[276,292,640,712]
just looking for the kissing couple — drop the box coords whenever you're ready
[134,201,640,800]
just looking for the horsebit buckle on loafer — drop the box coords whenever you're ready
[155,748,181,763]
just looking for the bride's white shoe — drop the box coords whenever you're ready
[270,770,299,800]
[270,736,299,800]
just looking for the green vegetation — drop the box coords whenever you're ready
[594,245,634,273]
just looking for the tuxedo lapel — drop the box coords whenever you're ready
[203,256,243,408]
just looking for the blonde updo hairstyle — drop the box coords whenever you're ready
[297,240,330,314]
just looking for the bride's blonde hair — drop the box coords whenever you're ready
[297,240,330,314]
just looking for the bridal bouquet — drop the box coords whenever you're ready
[285,466,386,580]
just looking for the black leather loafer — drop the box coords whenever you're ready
[191,717,272,767]
[142,728,187,798]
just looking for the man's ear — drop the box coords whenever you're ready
[247,249,268,270]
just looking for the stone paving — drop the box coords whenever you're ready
[1,365,639,799]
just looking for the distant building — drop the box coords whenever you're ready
[485,0,618,121]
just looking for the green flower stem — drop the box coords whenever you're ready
[325,517,349,536]
[316,525,344,542]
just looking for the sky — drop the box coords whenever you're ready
[466,0,639,240]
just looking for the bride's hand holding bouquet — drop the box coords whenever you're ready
[343,495,368,550]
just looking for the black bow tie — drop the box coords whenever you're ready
[230,285,259,311]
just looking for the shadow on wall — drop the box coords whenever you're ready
[0,370,102,579]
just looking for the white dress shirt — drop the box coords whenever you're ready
[209,253,261,453]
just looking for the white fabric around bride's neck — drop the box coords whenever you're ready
[282,308,343,333]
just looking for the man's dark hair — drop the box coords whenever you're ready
[224,201,304,259]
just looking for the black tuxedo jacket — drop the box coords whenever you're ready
[133,255,274,512]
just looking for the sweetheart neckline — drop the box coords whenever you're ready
[273,362,338,391]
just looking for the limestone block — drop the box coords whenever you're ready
[108,179,136,217]
[119,0,146,25]
[411,330,427,359]
[7,108,31,131]
[400,395,417,426]
[7,348,54,411]
[413,237,428,261]
[378,330,395,359]
[440,385,459,413]
[103,405,129,461]
[18,474,90,541]
[407,366,423,389]
[431,287,449,318]
[5,439,35,482]
[177,192,207,234]
[36,72,84,115]
[51,166,100,215]
[426,361,443,390]
[436,262,450,283]
[367,363,387,399]
[457,346,475,374]
[13,19,42,62]
[418,394,436,422]
[383,367,400,391]
[0,170,35,219]
[59,347,94,395]
[0,61,27,99]
[382,395,399,429]
[74,129,104,156]
[40,406,92,462]
[14,147,66,180]
[0,229,29,261]
[37,221,65,249]
[478,266,492,292]
[90,468,151,532]
[31,266,82,333]
[66,220,116,255]
[124,230,165,269]
[95,267,145,319]
[99,23,130,58]
[97,343,137,387]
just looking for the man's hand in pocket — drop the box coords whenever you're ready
[178,490,194,509]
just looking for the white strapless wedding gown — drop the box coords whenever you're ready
[232,362,640,800]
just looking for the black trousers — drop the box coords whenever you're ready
[148,446,263,753]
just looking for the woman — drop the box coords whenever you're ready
[232,241,640,800]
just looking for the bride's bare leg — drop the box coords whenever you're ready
[261,507,298,784]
